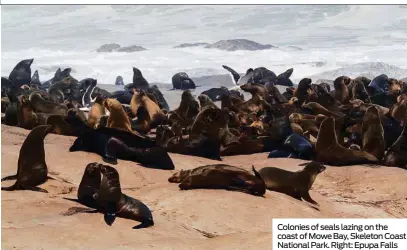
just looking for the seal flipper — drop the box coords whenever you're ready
[1,184,17,191]
[29,187,48,193]
[222,65,240,85]
[132,219,154,229]
[1,174,18,182]
[104,202,117,226]
[61,206,99,216]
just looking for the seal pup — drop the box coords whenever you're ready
[88,96,106,129]
[8,58,33,88]
[171,72,196,90]
[115,76,124,86]
[104,98,138,135]
[315,117,378,166]
[29,91,68,115]
[383,125,407,169]
[361,106,385,160]
[168,164,266,196]
[94,164,154,228]
[257,161,326,205]
[1,125,52,193]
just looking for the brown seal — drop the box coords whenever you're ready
[17,95,38,129]
[29,91,68,115]
[390,94,407,125]
[333,76,351,104]
[351,80,371,103]
[103,98,140,135]
[1,125,52,192]
[220,94,244,113]
[198,94,219,110]
[315,117,378,166]
[293,78,314,105]
[388,78,404,91]
[361,106,385,160]
[168,164,266,196]
[302,102,342,118]
[289,113,319,137]
[87,96,106,129]
[167,90,200,127]
[130,89,166,128]
[94,164,154,228]
[383,125,407,169]
[46,115,75,136]
[257,161,326,205]
[131,106,152,134]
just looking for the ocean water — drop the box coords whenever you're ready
[2,5,407,107]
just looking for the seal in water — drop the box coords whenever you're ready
[257,161,326,205]
[171,72,196,90]
[361,106,385,161]
[315,117,378,166]
[1,125,52,193]
[94,164,154,228]
[8,59,34,88]
[168,164,266,196]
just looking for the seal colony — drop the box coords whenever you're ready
[1,58,407,231]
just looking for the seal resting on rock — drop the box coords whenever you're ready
[168,164,266,196]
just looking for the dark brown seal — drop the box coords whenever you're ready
[46,115,75,136]
[94,164,154,228]
[361,106,385,160]
[315,117,378,166]
[383,125,407,169]
[1,125,52,192]
[17,95,38,129]
[198,94,219,110]
[333,76,351,104]
[168,90,200,127]
[29,91,68,115]
[168,164,266,196]
[257,161,326,205]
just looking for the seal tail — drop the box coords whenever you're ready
[133,219,154,229]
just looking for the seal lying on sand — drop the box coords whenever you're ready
[168,164,266,196]
[1,125,52,193]
[257,161,326,205]
[383,125,407,169]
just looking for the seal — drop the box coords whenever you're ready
[17,95,38,130]
[171,72,196,90]
[198,94,219,110]
[333,76,351,104]
[361,106,385,160]
[257,161,326,205]
[131,106,152,134]
[29,91,68,115]
[30,70,41,86]
[147,85,170,111]
[69,126,174,169]
[383,125,407,169]
[315,117,378,166]
[201,86,231,101]
[367,74,388,94]
[46,115,75,136]
[8,58,34,88]
[294,78,314,105]
[115,76,124,86]
[104,98,137,134]
[167,90,200,127]
[351,80,371,103]
[124,67,150,90]
[168,164,266,196]
[94,164,155,228]
[130,89,166,129]
[302,102,342,118]
[282,133,314,160]
[390,94,407,125]
[1,125,52,193]
[88,96,106,129]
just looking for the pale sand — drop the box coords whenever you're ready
[1,124,407,250]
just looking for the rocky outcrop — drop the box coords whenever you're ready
[173,43,210,48]
[204,39,275,51]
[96,44,147,52]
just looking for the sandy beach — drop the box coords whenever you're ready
[2,124,407,250]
